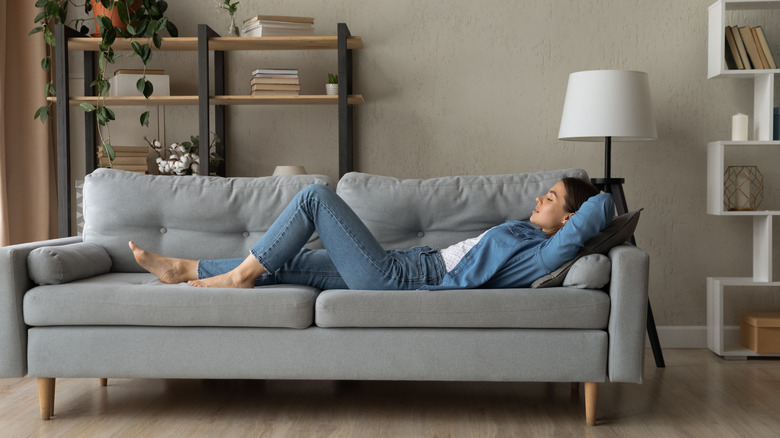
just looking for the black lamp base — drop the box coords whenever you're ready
[590,175,665,368]
[591,177,627,216]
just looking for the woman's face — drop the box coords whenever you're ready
[530,181,573,234]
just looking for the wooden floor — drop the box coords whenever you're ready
[1,349,779,437]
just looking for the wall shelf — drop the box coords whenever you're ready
[49,95,366,106]
[706,0,780,359]
[54,23,363,237]
[64,35,364,51]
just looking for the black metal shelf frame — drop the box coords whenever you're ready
[54,23,358,237]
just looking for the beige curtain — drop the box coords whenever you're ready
[0,0,57,246]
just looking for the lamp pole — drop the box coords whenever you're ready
[590,137,665,368]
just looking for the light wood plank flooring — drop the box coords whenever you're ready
[1,349,779,437]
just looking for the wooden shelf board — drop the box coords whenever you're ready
[66,36,363,51]
[211,95,365,105]
[52,94,365,106]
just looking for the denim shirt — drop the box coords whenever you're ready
[424,192,614,290]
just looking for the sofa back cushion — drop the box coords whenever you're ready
[336,169,589,250]
[83,169,332,273]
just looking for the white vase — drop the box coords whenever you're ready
[325,83,339,95]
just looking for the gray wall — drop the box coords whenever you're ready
[72,0,780,330]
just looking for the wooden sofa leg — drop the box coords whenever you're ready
[100,378,108,387]
[584,382,598,426]
[37,378,55,420]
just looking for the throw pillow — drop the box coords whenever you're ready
[531,209,642,288]
[28,242,112,285]
[562,254,611,289]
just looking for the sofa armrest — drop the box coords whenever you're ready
[606,243,650,383]
[0,236,82,377]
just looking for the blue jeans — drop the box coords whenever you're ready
[198,184,446,290]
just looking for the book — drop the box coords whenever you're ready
[250,77,300,85]
[252,68,299,76]
[106,145,150,155]
[242,25,315,37]
[101,156,149,166]
[243,15,314,25]
[725,26,744,69]
[250,90,300,96]
[753,26,777,69]
[739,26,764,68]
[731,26,752,69]
[250,84,301,92]
[751,27,770,68]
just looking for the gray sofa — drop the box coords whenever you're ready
[0,168,649,425]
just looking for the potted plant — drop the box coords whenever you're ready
[214,0,240,37]
[31,0,178,161]
[326,73,338,95]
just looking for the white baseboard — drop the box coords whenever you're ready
[649,325,721,349]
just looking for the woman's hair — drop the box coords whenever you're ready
[561,177,600,214]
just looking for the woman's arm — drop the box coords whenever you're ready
[539,192,614,271]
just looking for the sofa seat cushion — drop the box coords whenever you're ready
[315,288,610,328]
[23,273,318,329]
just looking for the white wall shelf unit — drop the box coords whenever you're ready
[706,0,780,359]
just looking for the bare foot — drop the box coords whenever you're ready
[188,271,256,289]
[188,254,265,289]
[129,241,197,284]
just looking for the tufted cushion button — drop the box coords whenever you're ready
[160,227,167,234]
[417,231,425,238]
[243,231,250,238]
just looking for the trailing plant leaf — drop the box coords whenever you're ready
[102,142,115,161]
[34,106,48,123]
[142,80,153,98]
[43,27,55,46]
[140,110,150,127]
[79,102,97,112]
[131,41,143,57]
[41,56,50,71]
[116,1,129,24]
[166,21,178,37]
[96,106,115,125]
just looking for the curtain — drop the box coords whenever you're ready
[0,0,57,246]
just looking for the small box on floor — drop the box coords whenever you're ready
[740,312,780,353]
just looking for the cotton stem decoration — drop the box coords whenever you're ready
[145,137,200,175]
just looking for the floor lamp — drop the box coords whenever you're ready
[558,70,665,367]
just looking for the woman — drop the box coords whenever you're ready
[130,177,613,290]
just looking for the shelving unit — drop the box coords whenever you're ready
[54,24,364,237]
[706,0,780,358]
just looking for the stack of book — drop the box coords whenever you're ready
[250,68,301,96]
[98,146,149,173]
[241,15,315,37]
[725,25,776,70]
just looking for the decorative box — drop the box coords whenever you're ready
[740,312,780,354]
[109,70,170,97]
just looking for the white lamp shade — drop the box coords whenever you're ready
[272,165,307,176]
[558,70,657,142]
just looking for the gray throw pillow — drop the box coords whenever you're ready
[531,209,642,288]
[28,242,112,285]
[563,254,611,289]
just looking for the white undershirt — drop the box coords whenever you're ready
[439,228,494,272]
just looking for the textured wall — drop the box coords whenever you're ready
[74,0,780,326]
